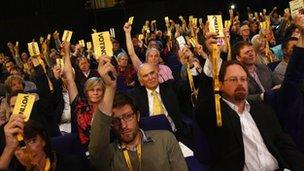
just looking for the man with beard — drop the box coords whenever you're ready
[195,60,304,170]
[89,56,187,171]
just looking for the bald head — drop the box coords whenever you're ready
[138,63,159,90]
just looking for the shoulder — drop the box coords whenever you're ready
[256,64,272,72]
[145,130,176,141]
[159,64,172,72]
[91,69,100,76]
[55,153,86,171]
[248,100,274,114]
[129,86,146,96]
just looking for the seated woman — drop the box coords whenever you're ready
[252,33,277,65]
[13,119,86,171]
[115,52,137,90]
[62,42,105,155]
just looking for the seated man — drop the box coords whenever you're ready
[129,63,187,137]
[273,37,299,85]
[124,23,174,83]
[276,35,304,152]
[232,41,279,102]
[196,58,304,170]
[89,56,187,171]
[75,57,100,97]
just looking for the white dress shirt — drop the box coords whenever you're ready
[146,86,176,131]
[223,99,279,171]
[82,70,91,78]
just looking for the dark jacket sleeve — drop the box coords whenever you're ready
[277,47,304,153]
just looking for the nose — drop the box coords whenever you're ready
[120,119,127,129]
[147,73,154,80]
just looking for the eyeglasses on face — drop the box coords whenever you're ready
[112,112,135,126]
[223,76,248,84]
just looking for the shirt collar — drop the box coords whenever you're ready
[146,85,160,95]
[116,129,154,151]
[222,98,251,115]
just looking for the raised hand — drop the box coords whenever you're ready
[4,115,25,150]
[123,22,132,33]
[98,56,117,88]
[52,65,62,80]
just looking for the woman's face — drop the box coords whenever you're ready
[118,56,128,68]
[87,85,104,103]
[147,50,160,66]
[24,135,46,165]
[258,41,266,55]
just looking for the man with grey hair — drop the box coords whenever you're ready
[129,63,187,139]
[124,23,174,83]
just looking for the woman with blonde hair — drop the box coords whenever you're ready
[62,42,105,154]
[251,34,277,65]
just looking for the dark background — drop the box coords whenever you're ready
[0,0,289,53]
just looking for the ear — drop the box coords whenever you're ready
[236,55,241,61]
[138,78,144,86]
[136,112,140,122]
[219,81,224,92]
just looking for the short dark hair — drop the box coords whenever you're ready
[231,41,252,60]
[24,120,54,162]
[219,60,249,82]
[281,37,298,52]
[7,89,24,104]
[77,56,89,66]
[113,92,139,115]
[284,24,299,40]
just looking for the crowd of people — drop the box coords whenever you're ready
[1,4,304,171]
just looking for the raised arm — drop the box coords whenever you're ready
[62,42,78,102]
[0,115,24,170]
[123,23,143,71]
[89,56,117,170]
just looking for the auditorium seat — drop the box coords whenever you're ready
[139,114,208,171]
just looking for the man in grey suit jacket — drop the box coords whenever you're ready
[233,41,280,102]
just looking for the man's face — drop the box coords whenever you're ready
[220,64,248,103]
[78,58,90,72]
[138,64,159,90]
[132,37,139,47]
[178,46,194,64]
[112,104,139,144]
[21,53,29,62]
[147,50,160,66]
[148,40,158,49]
[113,42,120,51]
[5,62,15,73]
[236,45,256,65]
[250,23,258,33]
[11,79,24,92]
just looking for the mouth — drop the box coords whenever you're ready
[121,129,132,136]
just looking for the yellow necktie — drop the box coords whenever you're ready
[151,91,164,115]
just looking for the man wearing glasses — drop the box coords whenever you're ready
[89,56,187,171]
[196,57,304,170]
[232,41,280,102]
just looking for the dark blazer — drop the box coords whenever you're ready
[277,47,304,152]
[247,64,275,101]
[195,72,304,171]
[128,80,185,137]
